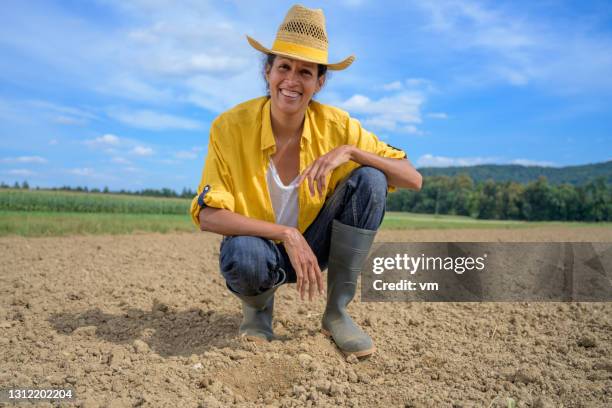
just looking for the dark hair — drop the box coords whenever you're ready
[265,53,328,77]
[262,53,328,95]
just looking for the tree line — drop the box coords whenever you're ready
[387,174,610,222]
[0,181,196,199]
[418,160,612,186]
[3,175,610,221]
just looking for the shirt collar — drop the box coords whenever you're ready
[261,98,275,152]
[261,98,312,152]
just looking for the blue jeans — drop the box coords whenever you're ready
[219,166,387,296]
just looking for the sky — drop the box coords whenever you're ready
[1,0,611,191]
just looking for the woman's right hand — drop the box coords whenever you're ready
[199,207,324,300]
[282,227,324,301]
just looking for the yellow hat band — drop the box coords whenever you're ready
[272,39,328,64]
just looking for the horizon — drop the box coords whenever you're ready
[1,1,611,191]
[2,159,609,192]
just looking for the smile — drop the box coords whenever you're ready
[280,88,302,99]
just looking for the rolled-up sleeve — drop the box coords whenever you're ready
[190,123,235,227]
[346,116,407,192]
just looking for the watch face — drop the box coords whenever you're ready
[198,185,211,207]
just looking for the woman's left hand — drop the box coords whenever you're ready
[296,145,353,197]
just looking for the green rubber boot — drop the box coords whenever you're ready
[321,220,377,357]
[227,269,286,342]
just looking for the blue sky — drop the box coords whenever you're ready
[1,0,611,191]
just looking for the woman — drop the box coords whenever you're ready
[191,5,422,357]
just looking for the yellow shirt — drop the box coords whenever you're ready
[190,96,407,233]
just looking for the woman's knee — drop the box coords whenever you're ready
[349,166,387,203]
[342,166,387,229]
[219,236,279,295]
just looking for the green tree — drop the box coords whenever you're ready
[521,176,555,220]
[582,177,609,221]
[555,184,580,220]
[449,173,474,216]
[499,181,523,220]
[474,179,498,219]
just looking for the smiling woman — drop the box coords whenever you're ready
[265,55,326,114]
[263,53,328,96]
[190,4,422,358]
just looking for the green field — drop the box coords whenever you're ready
[380,212,609,230]
[0,211,195,236]
[0,189,193,236]
[0,189,190,214]
[0,189,608,236]
[0,210,608,237]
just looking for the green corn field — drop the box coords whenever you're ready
[0,189,191,215]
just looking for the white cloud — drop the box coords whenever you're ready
[1,98,99,127]
[85,134,121,146]
[495,67,530,86]
[103,3,264,111]
[0,1,261,112]
[95,75,174,103]
[68,168,95,176]
[167,146,203,161]
[341,94,370,110]
[83,133,157,160]
[510,159,556,167]
[170,145,206,163]
[174,150,198,160]
[361,116,397,131]
[184,65,263,113]
[417,154,558,168]
[27,100,98,125]
[53,115,88,125]
[93,5,260,110]
[381,81,402,91]
[416,1,535,51]
[427,112,448,119]
[124,17,251,77]
[417,154,499,167]
[0,156,47,164]
[111,157,132,165]
[398,125,422,135]
[131,146,154,156]
[339,92,424,133]
[412,0,612,92]
[148,53,249,77]
[404,78,437,92]
[6,169,35,176]
[109,109,203,131]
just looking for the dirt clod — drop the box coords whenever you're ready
[577,335,597,348]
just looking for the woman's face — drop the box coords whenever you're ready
[266,56,325,117]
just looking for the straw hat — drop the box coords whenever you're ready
[246,4,355,71]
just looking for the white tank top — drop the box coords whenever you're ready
[266,159,299,228]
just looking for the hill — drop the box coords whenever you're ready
[417,160,612,185]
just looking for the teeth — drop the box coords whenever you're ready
[280,89,300,98]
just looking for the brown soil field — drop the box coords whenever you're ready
[1,227,611,407]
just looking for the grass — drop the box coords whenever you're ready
[0,210,609,237]
[0,211,194,237]
[380,211,610,230]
